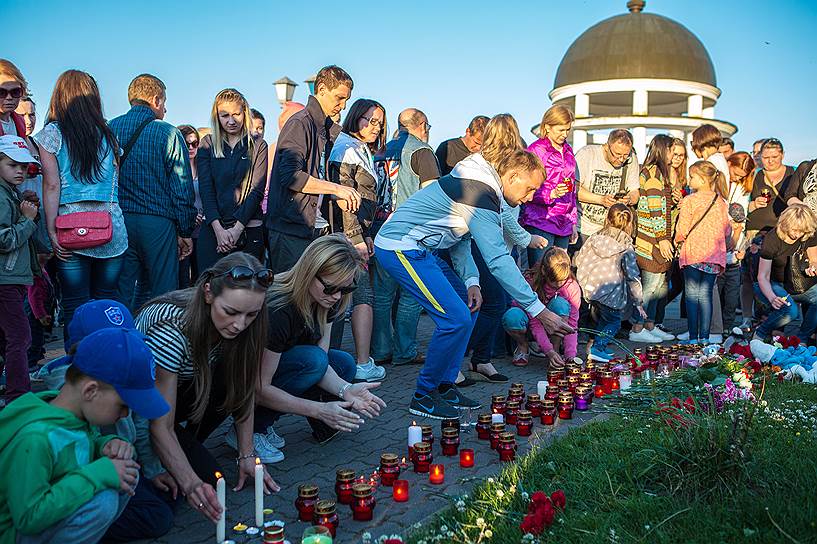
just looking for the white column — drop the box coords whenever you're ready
[633,89,649,115]
[574,93,590,117]
[572,129,587,150]
[633,126,647,163]
[702,106,715,119]
[687,94,703,117]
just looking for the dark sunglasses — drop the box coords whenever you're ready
[214,265,274,287]
[317,275,357,295]
[0,87,23,100]
[187,140,199,149]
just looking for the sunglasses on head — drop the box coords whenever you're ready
[213,265,273,287]
[317,275,357,295]
[0,87,23,100]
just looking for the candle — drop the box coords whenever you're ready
[216,472,226,543]
[351,483,376,521]
[295,484,320,522]
[378,453,400,486]
[489,422,505,450]
[411,442,432,473]
[491,412,504,424]
[537,380,548,398]
[392,479,409,502]
[594,384,605,398]
[498,432,516,462]
[504,400,520,425]
[441,418,460,434]
[301,535,332,544]
[429,464,445,485]
[459,448,475,468]
[253,458,264,528]
[302,525,333,543]
[541,399,556,425]
[526,394,543,417]
[263,521,285,544]
[408,421,422,459]
[491,394,507,415]
[312,500,339,538]
[619,373,632,391]
[420,424,434,448]
[476,414,492,439]
[440,427,460,456]
[335,469,355,505]
[516,410,533,436]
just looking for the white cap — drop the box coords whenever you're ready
[0,136,39,165]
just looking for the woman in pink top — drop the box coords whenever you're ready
[520,105,577,264]
[675,161,732,344]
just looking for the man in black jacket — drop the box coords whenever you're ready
[265,65,360,274]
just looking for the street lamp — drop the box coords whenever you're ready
[304,74,317,95]
[274,76,298,106]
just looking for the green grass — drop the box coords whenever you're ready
[406,382,817,544]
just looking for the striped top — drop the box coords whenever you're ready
[135,302,221,379]
[635,164,673,273]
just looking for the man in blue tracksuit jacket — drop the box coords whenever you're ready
[374,149,574,419]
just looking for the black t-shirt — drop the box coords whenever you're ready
[266,302,323,354]
[784,159,817,213]
[435,138,470,176]
[411,148,441,183]
[759,229,817,283]
[746,166,796,232]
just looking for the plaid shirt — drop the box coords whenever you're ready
[109,105,197,237]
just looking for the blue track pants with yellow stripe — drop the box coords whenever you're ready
[374,247,477,395]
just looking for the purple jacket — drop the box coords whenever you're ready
[519,138,577,236]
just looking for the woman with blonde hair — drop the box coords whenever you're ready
[520,105,577,261]
[197,88,268,271]
[255,234,386,444]
[0,59,28,137]
[754,203,817,341]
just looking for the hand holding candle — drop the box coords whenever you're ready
[254,458,264,527]
[216,472,226,543]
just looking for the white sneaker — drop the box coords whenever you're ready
[629,329,662,343]
[649,328,675,341]
[354,358,386,382]
[677,331,690,341]
[264,425,286,449]
[225,427,284,464]
[708,334,723,344]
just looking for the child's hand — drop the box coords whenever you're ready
[103,438,134,460]
[111,458,140,495]
[20,200,37,220]
[637,306,648,320]
[528,234,549,249]
[545,350,565,367]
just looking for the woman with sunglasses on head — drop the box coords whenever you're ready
[255,234,386,446]
[134,252,279,523]
[327,98,388,383]
[197,89,268,272]
[177,124,204,287]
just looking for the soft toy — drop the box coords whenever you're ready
[751,337,817,370]
[786,365,817,383]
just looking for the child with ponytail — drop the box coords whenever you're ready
[674,160,732,344]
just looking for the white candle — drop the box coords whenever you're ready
[619,374,632,391]
[491,413,504,424]
[408,421,422,448]
[254,458,264,527]
[216,472,225,543]
[537,380,548,398]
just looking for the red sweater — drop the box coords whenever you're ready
[0,113,26,137]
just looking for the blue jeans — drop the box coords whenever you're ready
[370,253,422,363]
[467,241,506,364]
[118,213,179,313]
[502,296,571,334]
[374,247,477,395]
[631,270,668,324]
[589,301,622,351]
[16,488,129,544]
[102,477,177,542]
[524,226,570,265]
[753,282,801,339]
[684,267,718,341]
[57,253,123,348]
[254,345,356,432]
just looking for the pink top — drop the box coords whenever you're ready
[519,138,578,236]
[514,273,580,358]
[675,190,731,268]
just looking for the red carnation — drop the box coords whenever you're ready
[520,512,545,535]
[539,501,555,526]
[550,489,566,510]
[531,491,551,508]
[683,396,696,414]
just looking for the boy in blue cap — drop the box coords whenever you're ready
[0,328,169,544]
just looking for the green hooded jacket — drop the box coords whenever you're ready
[0,392,119,543]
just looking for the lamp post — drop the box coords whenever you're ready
[273,76,298,107]
[304,74,317,95]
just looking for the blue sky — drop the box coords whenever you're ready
[7,0,817,164]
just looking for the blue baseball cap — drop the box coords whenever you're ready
[72,328,169,420]
[67,299,134,350]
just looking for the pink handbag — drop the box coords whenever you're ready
[55,211,112,249]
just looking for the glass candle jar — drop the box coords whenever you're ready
[567,375,580,392]
[459,448,475,468]
[547,369,564,383]
[440,427,460,456]
[556,378,570,392]
[579,371,593,383]
[566,365,581,378]
[611,373,621,390]
[295,484,319,522]
[411,442,432,473]
[508,387,524,405]
[647,353,659,369]
[510,381,525,392]
[489,422,505,450]
[600,371,615,394]
[504,400,520,425]
[558,397,574,420]
[545,385,560,401]
[516,409,533,436]
[313,500,339,538]
[263,522,285,543]
[585,361,597,379]
[441,418,460,434]
[476,414,492,440]
[491,395,507,415]
[428,464,444,485]
[525,394,543,417]
[420,424,434,448]
[335,469,355,505]
[379,453,400,486]
[594,384,605,398]
[351,483,376,521]
[392,479,409,502]
[574,386,592,411]
[541,399,557,425]
[498,432,517,462]
[618,371,632,390]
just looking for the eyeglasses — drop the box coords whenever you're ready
[317,275,357,295]
[187,140,200,149]
[361,116,382,128]
[0,87,23,100]
[213,266,274,287]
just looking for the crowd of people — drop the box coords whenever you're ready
[1,57,816,542]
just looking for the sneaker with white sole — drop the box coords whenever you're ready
[589,346,612,362]
[225,427,284,464]
[354,358,386,382]
[649,328,676,341]
[264,425,286,449]
[628,329,662,343]
[708,334,723,344]
[677,331,690,341]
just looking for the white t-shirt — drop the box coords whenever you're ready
[0,117,18,137]
[576,144,640,236]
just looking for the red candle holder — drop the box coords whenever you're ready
[498,432,516,462]
[429,464,445,484]
[507,385,524,405]
[504,400,520,426]
[459,448,475,468]
[295,484,319,522]
[313,500,339,537]
[490,394,507,415]
[540,399,556,425]
[475,414,492,440]
[412,442,432,473]
[567,375,580,393]
[379,453,400,486]
[440,428,460,456]
[516,409,533,436]
[335,469,355,505]
[392,479,409,502]
[489,422,505,450]
[594,384,605,398]
[558,398,574,420]
[556,378,570,392]
[525,394,543,417]
[547,369,564,383]
[441,418,460,434]
[420,424,434,448]
[351,483,376,521]
[545,385,560,401]
[601,371,615,394]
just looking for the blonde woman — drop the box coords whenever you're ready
[520,105,577,261]
[754,204,817,341]
[255,235,386,444]
[197,88,268,271]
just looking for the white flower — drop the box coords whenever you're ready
[476,517,486,527]
[522,534,535,542]
[521,491,529,500]
[484,529,493,538]
[362,532,372,542]
[440,526,448,533]
[488,477,495,484]
[496,489,505,498]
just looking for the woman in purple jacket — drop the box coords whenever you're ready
[520,105,577,265]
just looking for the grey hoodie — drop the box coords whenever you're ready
[574,227,643,310]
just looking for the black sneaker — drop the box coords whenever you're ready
[409,391,459,420]
[439,385,483,409]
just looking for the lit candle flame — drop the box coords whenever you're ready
[412,420,416,425]
[255,457,261,465]
[215,471,223,479]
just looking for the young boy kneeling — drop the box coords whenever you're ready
[0,328,169,544]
